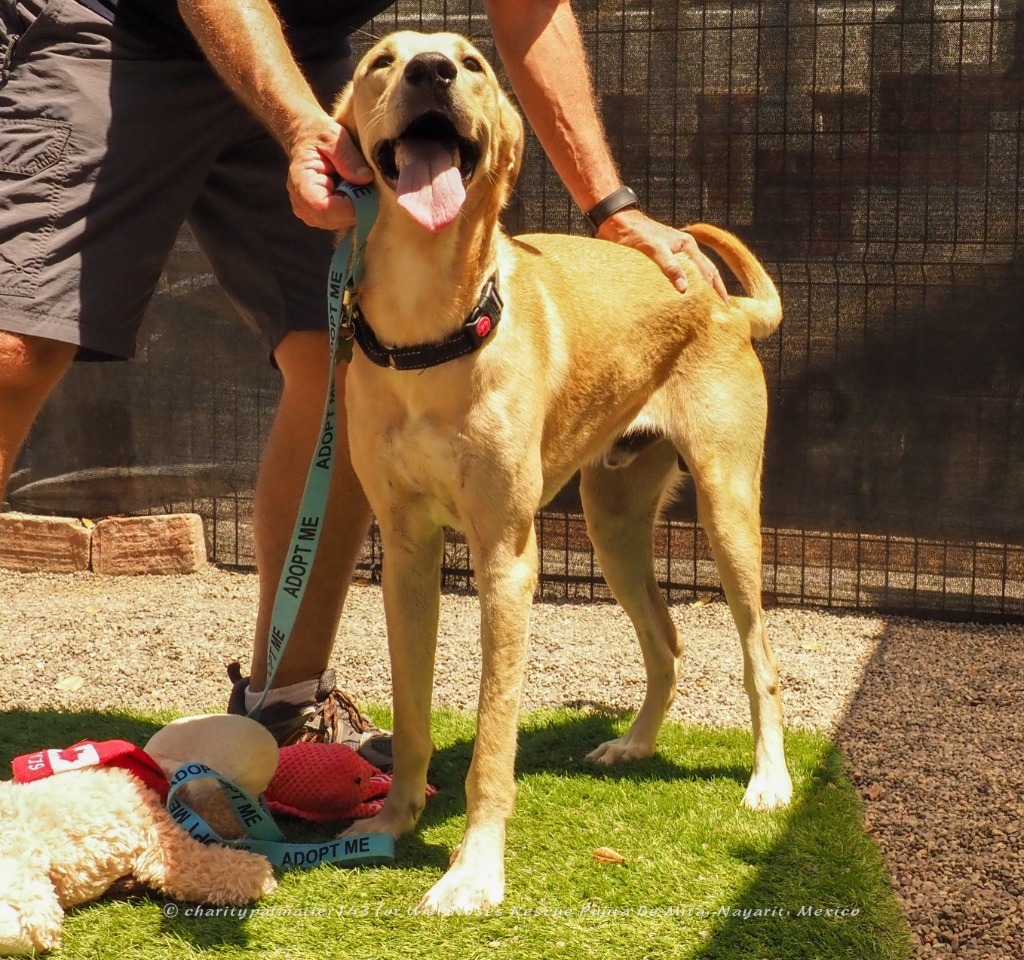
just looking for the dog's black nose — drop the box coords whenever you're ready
[404,52,458,91]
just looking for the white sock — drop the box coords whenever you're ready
[244,674,322,712]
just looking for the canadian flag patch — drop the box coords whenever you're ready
[11,739,169,800]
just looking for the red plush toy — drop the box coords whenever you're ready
[266,743,435,822]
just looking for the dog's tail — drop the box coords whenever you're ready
[685,223,782,339]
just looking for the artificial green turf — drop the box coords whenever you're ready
[0,707,912,959]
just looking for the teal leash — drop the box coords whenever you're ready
[166,760,394,868]
[170,184,386,870]
[251,181,379,715]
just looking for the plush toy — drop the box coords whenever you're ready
[266,741,399,822]
[0,715,280,956]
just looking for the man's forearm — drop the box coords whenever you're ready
[483,0,622,213]
[178,0,324,152]
[179,0,369,230]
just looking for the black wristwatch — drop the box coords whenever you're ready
[585,186,640,232]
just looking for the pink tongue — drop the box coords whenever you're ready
[396,140,466,232]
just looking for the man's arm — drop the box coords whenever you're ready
[177,0,370,229]
[180,0,725,296]
[483,0,726,298]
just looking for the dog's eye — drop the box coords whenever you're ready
[462,55,484,72]
[370,53,394,70]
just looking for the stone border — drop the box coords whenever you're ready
[0,512,207,575]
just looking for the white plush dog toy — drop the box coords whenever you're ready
[0,714,280,955]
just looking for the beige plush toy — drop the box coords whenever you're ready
[0,714,280,955]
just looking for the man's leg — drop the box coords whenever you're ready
[249,330,371,690]
[185,44,393,761]
[0,333,76,497]
[225,329,391,765]
[1,5,256,487]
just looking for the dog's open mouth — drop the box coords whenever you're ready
[372,112,480,233]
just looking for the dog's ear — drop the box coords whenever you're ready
[495,90,525,203]
[332,81,361,152]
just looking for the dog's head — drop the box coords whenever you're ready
[336,32,524,233]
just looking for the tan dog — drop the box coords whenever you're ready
[334,31,792,913]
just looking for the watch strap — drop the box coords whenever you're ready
[585,186,640,231]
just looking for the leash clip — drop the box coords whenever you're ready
[341,283,355,321]
[334,282,358,364]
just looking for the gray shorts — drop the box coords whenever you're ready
[0,0,354,359]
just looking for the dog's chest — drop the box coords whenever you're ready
[381,415,466,526]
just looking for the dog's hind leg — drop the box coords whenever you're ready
[677,369,793,810]
[580,439,683,765]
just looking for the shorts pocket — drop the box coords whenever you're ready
[0,118,70,296]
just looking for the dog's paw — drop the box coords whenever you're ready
[585,735,654,766]
[339,812,404,839]
[741,769,793,811]
[417,861,505,915]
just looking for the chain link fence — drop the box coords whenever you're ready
[11,1,1024,618]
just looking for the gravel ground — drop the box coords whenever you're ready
[1,565,1022,957]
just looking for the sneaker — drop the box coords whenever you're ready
[226,662,393,771]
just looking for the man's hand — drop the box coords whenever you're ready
[177,0,375,232]
[285,116,373,232]
[597,208,729,301]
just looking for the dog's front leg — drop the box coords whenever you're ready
[418,523,539,915]
[342,516,443,841]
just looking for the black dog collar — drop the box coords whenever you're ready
[352,274,503,371]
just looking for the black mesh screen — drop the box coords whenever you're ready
[10,1,1024,618]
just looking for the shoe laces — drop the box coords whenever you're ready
[302,688,376,744]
